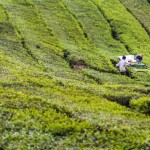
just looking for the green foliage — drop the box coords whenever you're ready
[61,0,128,59]
[92,0,150,66]
[82,69,134,84]
[130,97,150,114]
[0,0,150,149]
[31,0,116,72]
[119,0,150,35]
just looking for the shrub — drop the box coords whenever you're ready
[130,97,150,114]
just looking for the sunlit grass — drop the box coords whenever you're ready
[0,0,150,149]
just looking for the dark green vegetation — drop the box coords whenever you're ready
[0,0,150,149]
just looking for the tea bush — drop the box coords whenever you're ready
[92,0,150,66]
[61,0,128,59]
[130,97,150,114]
[31,0,116,72]
[0,0,150,149]
[119,0,150,35]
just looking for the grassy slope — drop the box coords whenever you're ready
[119,0,150,36]
[61,0,128,59]
[31,0,116,73]
[92,0,150,64]
[0,0,150,149]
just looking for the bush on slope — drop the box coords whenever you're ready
[0,0,150,149]
[31,0,116,73]
[92,0,150,66]
[61,0,128,59]
[119,0,150,36]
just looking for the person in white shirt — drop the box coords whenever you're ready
[116,56,130,75]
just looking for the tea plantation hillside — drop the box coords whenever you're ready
[0,0,150,149]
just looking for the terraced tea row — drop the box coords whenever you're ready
[0,0,150,149]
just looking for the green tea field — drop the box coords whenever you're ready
[0,0,150,149]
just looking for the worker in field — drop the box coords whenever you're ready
[116,56,130,75]
[135,54,143,63]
